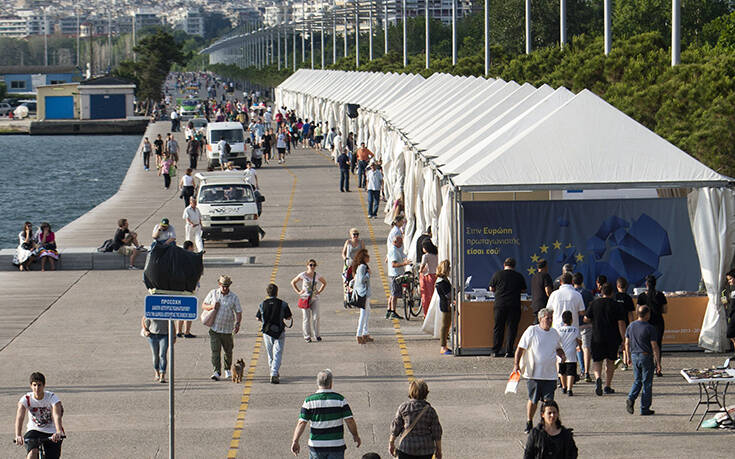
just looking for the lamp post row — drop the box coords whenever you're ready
[229,0,682,73]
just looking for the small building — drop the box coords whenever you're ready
[0,66,82,94]
[36,82,79,120]
[78,76,135,120]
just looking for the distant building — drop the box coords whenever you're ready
[168,9,205,37]
[78,75,135,120]
[0,65,82,94]
[37,82,79,120]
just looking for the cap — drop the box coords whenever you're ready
[218,275,232,286]
[160,218,169,227]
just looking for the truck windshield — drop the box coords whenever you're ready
[199,185,254,204]
[210,129,243,143]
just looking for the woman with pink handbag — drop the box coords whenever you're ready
[291,259,327,343]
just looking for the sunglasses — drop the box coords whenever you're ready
[308,264,316,267]
[352,233,359,236]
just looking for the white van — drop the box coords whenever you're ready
[195,172,263,246]
[205,122,247,169]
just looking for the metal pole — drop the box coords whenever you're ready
[484,0,489,76]
[321,18,325,68]
[333,15,337,63]
[525,0,531,54]
[384,0,388,55]
[76,10,81,66]
[108,10,112,69]
[560,0,566,48]
[310,22,315,69]
[672,0,680,66]
[425,0,429,69]
[269,32,273,66]
[302,3,306,62]
[278,27,281,70]
[402,0,407,66]
[293,25,297,70]
[451,0,456,65]
[604,0,611,55]
[369,2,373,60]
[344,13,348,58]
[43,8,48,67]
[355,2,360,68]
[168,319,175,459]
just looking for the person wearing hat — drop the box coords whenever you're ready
[151,218,176,248]
[202,275,243,381]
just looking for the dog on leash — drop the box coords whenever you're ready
[232,359,245,383]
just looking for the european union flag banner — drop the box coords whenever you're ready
[462,198,699,292]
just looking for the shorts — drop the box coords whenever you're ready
[277,147,286,154]
[527,379,556,404]
[558,362,577,376]
[580,326,592,348]
[118,245,135,256]
[389,276,403,298]
[24,430,62,459]
[591,342,620,362]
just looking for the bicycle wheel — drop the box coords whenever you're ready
[409,283,422,317]
[402,286,411,320]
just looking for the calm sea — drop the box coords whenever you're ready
[1,135,141,249]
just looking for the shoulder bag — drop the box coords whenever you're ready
[395,404,431,454]
[200,292,218,327]
[298,273,317,309]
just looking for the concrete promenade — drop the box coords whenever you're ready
[0,123,732,458]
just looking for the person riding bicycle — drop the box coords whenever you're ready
[14,372,65,459]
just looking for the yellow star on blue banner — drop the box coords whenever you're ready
[527,266,535,276]
[530,254,540,263]
[575,253,584,262]
[539,244,549,254]
[553,240,562,250]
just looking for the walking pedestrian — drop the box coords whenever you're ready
[523,400,578,459]
[615,277,635,370]
[572,273,594,382]
[530,259,554,323]
[277,128,288,163]
[636,275,667,377]
[142,137,152,171]
[584,283,626,396]
[291,260,327,342]
[202,275,242,381]
[436,260,453,355]
[141,316,172,383]
[547,272,585,330]
[387,235,410,320]
[256,283,293,384]
[178,168,196,208]
[418,240,438,317]
[557,311,581,396]
[337,148,351,192]
[389,379,443,459]
[513,308,565,433]
[355,142,374,188]
[352,249,373,344]
[182,197,203,252]
[624,306,662,416]
[489,257,528,357]
[187,135,201,169]
[159,153,173,189]
[366,162,383,218]
[291,369,361,458]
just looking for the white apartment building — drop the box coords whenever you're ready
[168,8,205,37]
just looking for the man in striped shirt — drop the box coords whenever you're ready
[291,369,361,458]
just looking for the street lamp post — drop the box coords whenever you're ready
[604,0,611,55]
[369,1,373,60]
[355,1,360,68]
[425,0,429,69]
[484,0,489,76]
[560,0,566,48]
[384,0,388,55]
[452,0,456,65]
[525,0,531,54]
[672,0,680,66]
[402,0,407,67]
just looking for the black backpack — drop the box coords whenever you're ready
[97,239,114,252]
[261,298,290,339]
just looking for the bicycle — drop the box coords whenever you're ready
[14,433,65,459]
[397,270,422,320]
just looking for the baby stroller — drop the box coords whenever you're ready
[342,262,355,309]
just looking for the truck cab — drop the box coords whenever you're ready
[205,122,247,168]
[195,172,262,246]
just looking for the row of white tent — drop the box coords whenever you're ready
[275,69,735,351]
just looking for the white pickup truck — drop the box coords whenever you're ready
[195,172,264,246]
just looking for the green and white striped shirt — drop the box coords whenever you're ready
[299,389,353,452]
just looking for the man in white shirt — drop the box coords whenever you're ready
[151,218,176,247]
[202,275,242,381]
[182,197,203,252]
[217,139,228,169]
[513,308,565,433]
[386,235,410,320]
[243,161,259,189]
[332,130,343,161]
[366,162,383,218]
[547,272,585,330]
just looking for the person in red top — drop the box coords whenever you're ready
[355,143,374,188]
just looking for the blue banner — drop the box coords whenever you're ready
[462,198,700,292]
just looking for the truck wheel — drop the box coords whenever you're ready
[250,234,260,247]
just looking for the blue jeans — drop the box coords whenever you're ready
[309,449,344,459]
[263,332,285,376]
[339,168,350,191]
[147,334,169,372]
[367,190,380,216]
[628,353,654,411]
[357,160,368,187]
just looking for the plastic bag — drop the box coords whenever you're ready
[505,370,521,394]
[143,244,203,292]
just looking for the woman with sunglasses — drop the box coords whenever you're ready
[523,400,578,459]
[342,228,366,269]
[13,222,36,271]
[291,259,327,342]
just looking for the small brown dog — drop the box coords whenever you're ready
[232,359,245,383]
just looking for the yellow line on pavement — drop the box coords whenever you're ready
[227,166,297,459]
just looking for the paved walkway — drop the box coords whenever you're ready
[0,127,732,458]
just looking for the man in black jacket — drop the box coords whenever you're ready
[489,257,527,357]
[256,283,292,384]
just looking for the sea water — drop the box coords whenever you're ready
[0,135,141,248]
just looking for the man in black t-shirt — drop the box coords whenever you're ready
[530,259,553,323]
[111,218,145,269]
[489,258,527,357]
[615,277,636,370]
[585,283,626,396]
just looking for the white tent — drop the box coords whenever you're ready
[276,69,735,351]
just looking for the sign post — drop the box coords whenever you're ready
[145,295,198,459]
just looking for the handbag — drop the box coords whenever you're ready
[395,404,431,455]
[298,272,317,309]
[200,302,217,327]
[169,165,177,177]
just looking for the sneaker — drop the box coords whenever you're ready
[585,373,592,383]
[304,337,312,343]
[385,310,391,319]
[176,333,184,338]
[614,357,623,369]
[561,387,567,394]
[224,370,232,379]
[390,311,403,320]
[595,378,603,396]
[270,375,280,384]
[524,420,533,434]
[626,398,634,414]
[604,386,615,394]
[640,409,655,416]
[316,336,322,342]
[210,372,220,381]
[128,265,140,270]
[567,389,573,397]
[184,333,196,338]
[621,363,629,371]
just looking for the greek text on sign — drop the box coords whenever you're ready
[145,295,198,320]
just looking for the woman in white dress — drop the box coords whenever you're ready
[13,222,35,271]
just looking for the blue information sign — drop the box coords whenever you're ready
[145,295,198,320]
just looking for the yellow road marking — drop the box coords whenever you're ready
[226,166,298,458]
